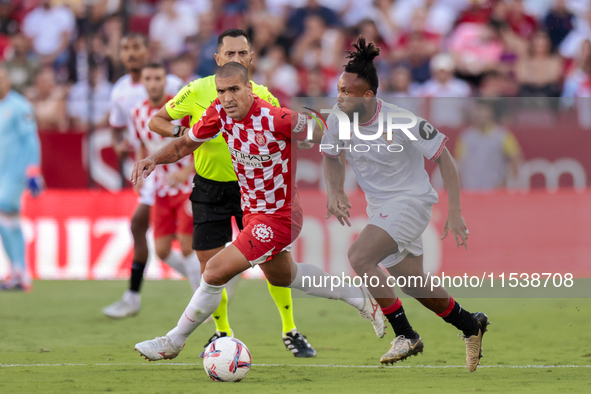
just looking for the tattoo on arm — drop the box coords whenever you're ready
[175,144,181,161]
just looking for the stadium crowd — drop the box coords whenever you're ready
[0,0,590,133]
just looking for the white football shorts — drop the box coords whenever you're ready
[137,172,156,206]
[367,196,433,269]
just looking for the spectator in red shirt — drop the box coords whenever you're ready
[506,0,537,40]
[456,0,494,26]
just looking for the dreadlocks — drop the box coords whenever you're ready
[344,36,381,95]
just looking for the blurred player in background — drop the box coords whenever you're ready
[0,67,43,292]
[132,62,385,362]
[130,63,200,290]
[149,29,316,358]
[455,100,523,190]
[322,37,489,372]
[102,34,183,319]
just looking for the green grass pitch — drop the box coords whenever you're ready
[1,280,590,393]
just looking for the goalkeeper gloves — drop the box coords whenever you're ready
[26,165,44,198]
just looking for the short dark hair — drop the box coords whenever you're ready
[344,35,381,95]
[122,33,148,48]
[217,29,250,49]
[142,62,166,71]
[215,62,249,85]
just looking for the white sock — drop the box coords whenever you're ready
[182,253,201,291]
[288,263,364,310]
[163,250,188,277]
[167,279,224,349]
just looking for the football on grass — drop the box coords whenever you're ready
[203,337,251,382]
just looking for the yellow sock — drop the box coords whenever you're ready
[267,282,296,334]
[211,288,232,334]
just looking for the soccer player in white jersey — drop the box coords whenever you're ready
[102,34,184,319]
[321,37,489,372]
[130,63,200,290]
[130,63,385,362]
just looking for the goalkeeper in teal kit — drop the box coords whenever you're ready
[0,67,43,291]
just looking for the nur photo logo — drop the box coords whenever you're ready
[304,106,420,153]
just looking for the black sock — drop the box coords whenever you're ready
[129,261,147,292]
[442,300,478,336]
[384,304,419,339]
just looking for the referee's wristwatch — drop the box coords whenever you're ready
[172,125,183,138]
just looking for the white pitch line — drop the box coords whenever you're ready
[1,363,590,369]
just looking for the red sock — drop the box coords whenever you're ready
[436,297,455,318]
[381,298,402,315]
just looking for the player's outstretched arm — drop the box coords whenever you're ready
[323,155,351,227]
[131,134,200,185]
[435,147,468,249]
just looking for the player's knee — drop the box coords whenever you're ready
[155,244,171,261]
[348,244,370,271]
[202,268,225,287]
[130,215,149,237]
[180,243,194,257]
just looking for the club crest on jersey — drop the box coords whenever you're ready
[252,224,274,243]
[255,132,267,146]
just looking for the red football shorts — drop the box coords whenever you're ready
[233,203,303,266]
[151,192,193,238]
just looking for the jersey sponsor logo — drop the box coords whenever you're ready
[229,148,272,169]
[252,223,274,243]
[419,121,438,140]
[255,132,267,146]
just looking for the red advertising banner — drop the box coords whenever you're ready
[2,189,589,280]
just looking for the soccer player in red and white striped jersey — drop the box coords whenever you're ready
[131,62,386,362]
[102,35,183,319]
[129,63,200,290]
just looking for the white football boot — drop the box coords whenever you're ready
[358,286,386,338]
[135,336,184,361]
[102,290,141,319]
